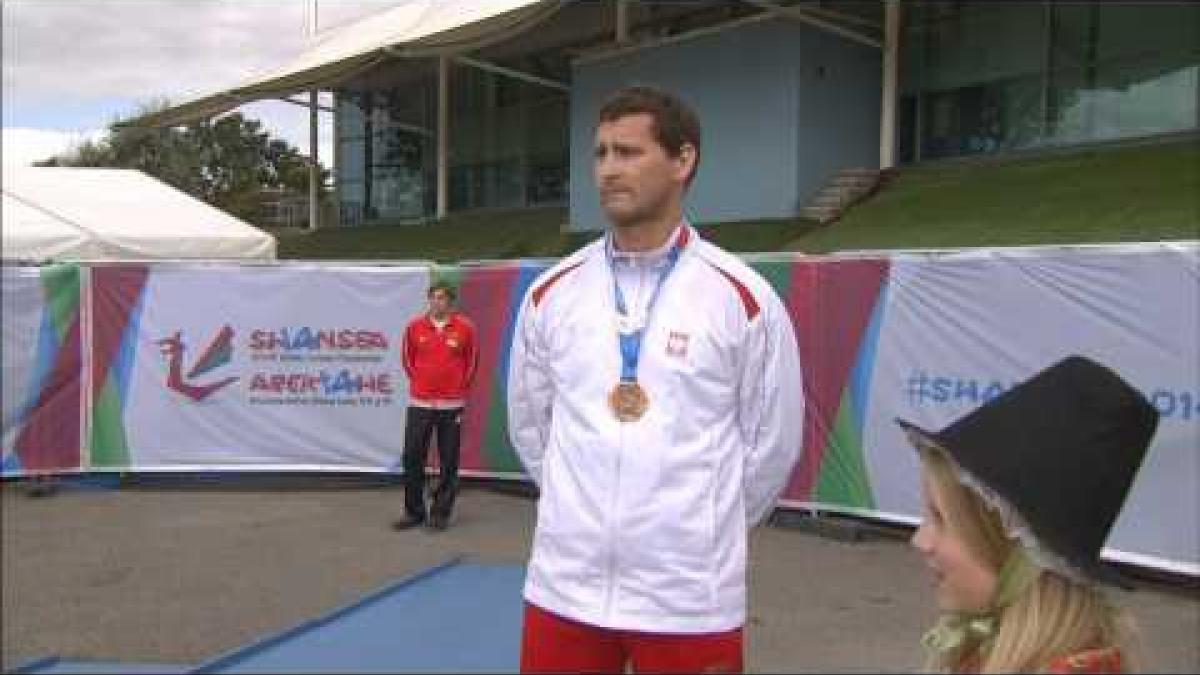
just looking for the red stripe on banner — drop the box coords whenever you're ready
[90,265,150,415]
[457,265,520,474]
[14,317,83,472]
[787,258,889,500]
[787,262,821,499]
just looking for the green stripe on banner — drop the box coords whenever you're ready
[814,387,875,509]
[747,257,792,301]
[90,378,129,468]
[41,263,80,340]
[480,264,530,475]
[483,373,523,474]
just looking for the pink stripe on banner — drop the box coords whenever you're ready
[90,265,150,413]
[786,258,889,501]
[14,317,82,472]
[457,264,520,474]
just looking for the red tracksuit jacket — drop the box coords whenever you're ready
[401,312,478,406]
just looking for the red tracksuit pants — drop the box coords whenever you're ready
[520,602,744,673]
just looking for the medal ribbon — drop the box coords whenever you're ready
[607,227,687,383]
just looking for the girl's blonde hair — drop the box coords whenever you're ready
[919,445,1136,673]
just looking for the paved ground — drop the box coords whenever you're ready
[2,476,1197,673]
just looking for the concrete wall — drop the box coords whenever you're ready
[794,23,884,207]
[568,16,881,231]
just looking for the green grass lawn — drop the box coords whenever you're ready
[790,136,1199,253]
[272,206,583,262]
[274,136,1198,261]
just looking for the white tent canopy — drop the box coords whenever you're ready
[1,168,276,262]
[134,0,558,128]
[2,192,91,261]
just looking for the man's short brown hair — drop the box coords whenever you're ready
[597,85,701,184]
[428,281,456,301]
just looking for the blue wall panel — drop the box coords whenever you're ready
[569,17,881,231]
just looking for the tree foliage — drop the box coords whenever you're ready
[37,100,329,224]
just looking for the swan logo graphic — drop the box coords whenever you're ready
[156,325,240,402]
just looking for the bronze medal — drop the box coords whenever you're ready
[609,381,649,422]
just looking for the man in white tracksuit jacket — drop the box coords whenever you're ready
[507,85,803,673]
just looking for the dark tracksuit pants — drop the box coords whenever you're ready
[402,406,463,521]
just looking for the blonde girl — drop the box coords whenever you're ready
[898,356,1159,673]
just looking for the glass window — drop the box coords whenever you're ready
[1046,3,1199,145]
[336,74,437,224]
[903,1,1198,161]
[336,60,568,220]
[447,62,568,211]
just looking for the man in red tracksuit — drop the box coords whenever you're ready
[393,281,478,532]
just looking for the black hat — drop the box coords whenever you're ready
[897,355,1160,583]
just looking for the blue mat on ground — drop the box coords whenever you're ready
[193,558,527,673]
[9,657,189,673]
[13,474,124,497]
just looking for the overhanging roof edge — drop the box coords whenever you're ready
[122,53,386,128]
[126,0,566,129]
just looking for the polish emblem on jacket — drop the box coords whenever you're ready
[666,330,689,358]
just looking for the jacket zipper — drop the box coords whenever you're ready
[605,421,623,621]
[603,262,635,623]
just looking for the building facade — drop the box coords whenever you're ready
[899,2,1199,162]
[329,1,1198,229]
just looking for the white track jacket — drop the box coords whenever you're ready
[507,225,804,633]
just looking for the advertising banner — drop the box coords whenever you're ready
[774,244,1199,574]
[89,263,429,471]
[5,242,1194,574]
[1,264,84,475]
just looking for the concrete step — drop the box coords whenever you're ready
[801,202,840,214]
[837,167,880,178]
[831,174,880,189]
[811,185,874,207]
[810,192,851,208]
[800,167,886,225]
[800,205,840,224]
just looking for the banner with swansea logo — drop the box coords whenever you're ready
[89,262,429,471]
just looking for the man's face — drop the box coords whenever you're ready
[428,289,452,318]
[594,113,694,229]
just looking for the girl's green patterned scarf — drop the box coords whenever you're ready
[921,547,1041,656]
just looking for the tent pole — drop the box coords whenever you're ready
[437,55,449,221]
[307,0,320,231]
[309,89,320,231]
[616,0,629,43]
[880,0,900,170]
